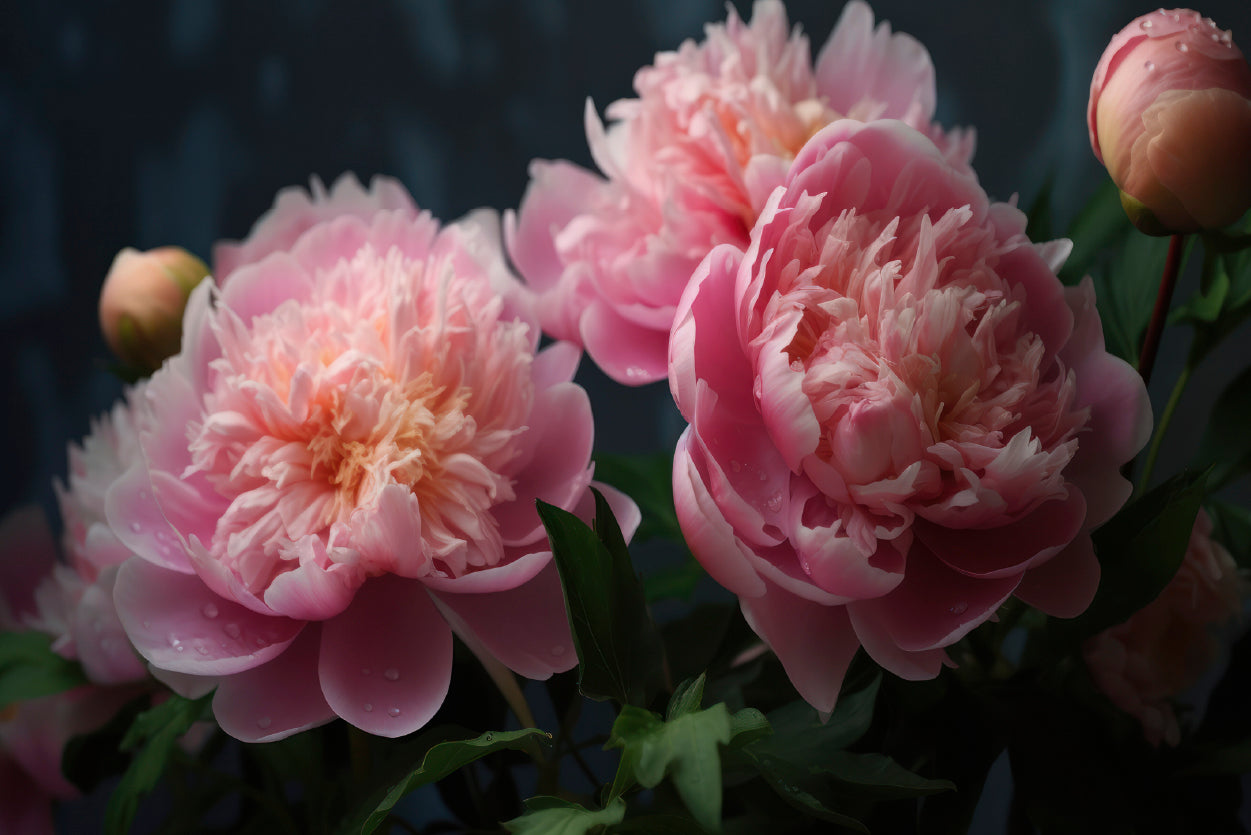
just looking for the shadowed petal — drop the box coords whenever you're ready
[214,625,335,742]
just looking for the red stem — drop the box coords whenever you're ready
[1137,234,1185,387]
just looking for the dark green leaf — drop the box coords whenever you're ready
[502,796,626,834]
[1051,472,1205,645]
[0,630,90,709]
[1025,176,1055,244]
[814,751,955,799]
[642,556,707,604]
[1060,177,1131,286]
[668,674,707,721]
[538,492,665,706]
[358,728,550,834]
[1206,499,1251,569]
[742,753,867,832]
[1192,366,1251,490]
[105,692,212,835]
[592,451,683,544]
[751,671,881,763]
[1090,232,1174,364]
[1176,227,1251,364]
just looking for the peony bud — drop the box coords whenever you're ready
[1089,9,1251,235]
[98,246,209,371]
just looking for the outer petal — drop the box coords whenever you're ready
[580,301,670,385]
[318,576,453,738]
[104,464,193,573]
[740,577,861,714]
[1014,535,1100,618]
[114,558,303,675]
[213,624,336,742]
[69,567,148,684]
[430,560,575,680]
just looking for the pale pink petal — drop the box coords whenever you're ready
[420,550,551,595]
[318,576,452,737]
[218,252,315,322]
[69,567,148,684]
[430,560,575,680]
[149,666,218,699]
[104,464,193,573]
[530,341,583,392]
[114,558,303,675]
[579,301,670,385]
[213,625,335,742]
[740,577,861,714]
[848,600,949,681]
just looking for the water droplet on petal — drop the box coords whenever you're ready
[730,460,742,473]
[254,636,268,648]
[387,707,401,717]
[1176,40,1189,52]
[383,668,399,681]
[1140,18,1153,29]
[142,620,151,629]
[765,492,783,513]
[551,645,566,657]
[201,603,219,619]
[175,644,186,653]
[1144,60,1156,71]
[223,623,241,640]
[195,643,209,656]
[484,732,495,742]
[257,716,272,730]
[363,703,374,713]
[948,601,969,616]
[130,522,143,533]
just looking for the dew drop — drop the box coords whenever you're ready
[130,522,143,533]
[201,603,219,619]
[223,623,241,640]
[1144,60,1156,71]
[167,633,181,647]
[387,707,401,717]
[765,492,783,513]
[142,620,151,629]
[948,601,969,616]
[138,489,150,501]
[257,716,272,730]
[383,668,400,682]
[551,644,567,657]
[254,636,269,648]
[1171,12,1181,22]
[363,703,374,713]
[484,732,495,742]
[195,643,209,656]
[730,460,742,473]
[175,644,186,653]
[1140,18,1153,29]
[1176,40,1189,52]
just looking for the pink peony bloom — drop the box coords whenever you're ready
[1089,9,1251,234]
[507,0,973,385]
[107,176,638,741]
[669,119,1152,712]
[0,507,145,830]
[1085,510,1245,747]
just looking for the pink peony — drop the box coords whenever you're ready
[507,0,973,385]
[669,119,1152,712]
[1084,510,1245,747]
[1089,9,1251,234]
[107,176,638,741]
[0,507,144,830]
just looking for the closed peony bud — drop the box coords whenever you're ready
[1089,9,1251,235]
[98,246,209,371]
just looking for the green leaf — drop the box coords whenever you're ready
[1051,473,1205,646]
[0,630,90,709]
[105,692,212,835]
[357,728,550,834]
[538,491,665,706]
[1060,177,1132,286]
[814,751,955,799]
[607,691,759,832]
[1090,232,1174,364]
[593,451,684,544]
[642,555,707,604]
[1176,229,1251,364]
[751,671,882,763]
[502,796,627,834]
[741,752,867,832]
[1206,499,1251,569]
[1025,175,1055,244]
[1192,366,1251,490]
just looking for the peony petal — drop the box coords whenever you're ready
[847,599,949,681]
[420,549,551,595]
[218,251,315,322]
[580,301,670,385]
[740,577,861,714]
[1014,534,1100,618]
[213,624,336,742]
[318,576,453,737]
[430,560,575,680]
[69,568,148,685]
[114,558,303,675]
[104,464,193,574]
[848,547,1019,654]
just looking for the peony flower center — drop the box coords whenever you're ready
[187,246,534,591]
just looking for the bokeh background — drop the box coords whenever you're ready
[2,0,1250,830]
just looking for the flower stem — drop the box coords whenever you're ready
[1136,234,1185,387]
[1136,359,1192,495]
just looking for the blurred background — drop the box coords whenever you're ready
[2,0,1250,829]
